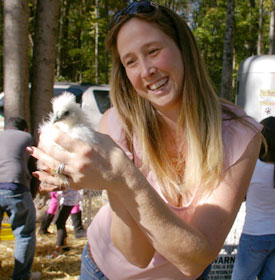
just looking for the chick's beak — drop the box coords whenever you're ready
[53,114,64,123]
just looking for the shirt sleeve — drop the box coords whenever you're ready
[107,108,134,161]
[222,104,263,170]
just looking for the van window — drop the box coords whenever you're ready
[54,87,83,104]
[94,90,111,114]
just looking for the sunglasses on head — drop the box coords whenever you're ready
[113,1,159,25]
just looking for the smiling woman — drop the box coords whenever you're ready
[28,1,263,280]
[117,17,184,115]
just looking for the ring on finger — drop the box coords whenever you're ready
[56,162,65,176]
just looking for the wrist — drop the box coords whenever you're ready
[107,148,147,195]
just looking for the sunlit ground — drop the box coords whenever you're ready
[1,192,107,280]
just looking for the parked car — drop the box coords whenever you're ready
[53,82,87,103]
[0,82,111,131]
[0,82,87,108]
[0,92,4,108]
[81,84,111,130]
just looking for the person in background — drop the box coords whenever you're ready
[232,116,275,280]
[0,117,41,280]
[39,191,86,238]
[45,188,82,258]
[28,1,262,279]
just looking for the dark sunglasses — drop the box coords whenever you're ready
[113,1,159,25]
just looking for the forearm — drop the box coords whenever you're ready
[108,191,155,268]
[108,162,213,276]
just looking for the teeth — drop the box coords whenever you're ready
[150,78,168,90]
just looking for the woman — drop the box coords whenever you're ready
[232,116,275,280]
[28,1,262,279]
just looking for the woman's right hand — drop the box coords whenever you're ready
[28,126,133,192]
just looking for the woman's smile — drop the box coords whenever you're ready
[148,77,169,91]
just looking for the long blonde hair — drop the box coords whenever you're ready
[106,4,223,204]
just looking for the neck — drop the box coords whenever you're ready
[158,105,180,123]
[158,111,179,134]
[160,115,185,160]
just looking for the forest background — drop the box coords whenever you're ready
[0,0,275,140]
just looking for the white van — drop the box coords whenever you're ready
[0,82,111,131]
[81,84,111,130]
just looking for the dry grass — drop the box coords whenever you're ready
[1,224,86,280]
[0,191,107,280]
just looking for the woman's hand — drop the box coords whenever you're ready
[39,181,66,192]
[27,126,131,191]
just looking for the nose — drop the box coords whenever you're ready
[140,59,156,80]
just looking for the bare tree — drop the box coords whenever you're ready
[257,0,263,55]
[269,0,275,54]
[3,0,30,123]
[95,0,99,84]
[30,0,60,141]
[104,0,109,84]
[221,0,235,101]
[56,0,65,78]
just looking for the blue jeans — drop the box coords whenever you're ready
[232,233,275,280]
[0,189,36,280]
[79,243,108,280]
[200,264,211,279]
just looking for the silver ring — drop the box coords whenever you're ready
[56,162,65,176]
[41,182,47,186]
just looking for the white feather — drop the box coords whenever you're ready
[37,91,97,181]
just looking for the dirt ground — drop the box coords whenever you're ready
[0,192,107,280]
[1,224,86,279]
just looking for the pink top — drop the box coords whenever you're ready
[87,104,262,280]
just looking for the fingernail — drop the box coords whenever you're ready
[26,146,33,154]
[32,172,39,179]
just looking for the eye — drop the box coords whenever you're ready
[125,58,136,67]
[63,110,70,117]
[148,48,160,56]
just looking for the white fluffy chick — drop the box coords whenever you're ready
[37,91,97,182]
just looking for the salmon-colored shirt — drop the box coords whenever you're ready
[87,104,262,280]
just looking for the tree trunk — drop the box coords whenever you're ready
[104,0,109,84]
[60,0,71,79]
[30,0,60,141]
[257,0,263,55]
[221,0,235,101]
[95,0,99,84]
[268,0,275,54]
[3,0,30,124]
[0,1,4,93]
[56,0,65,78]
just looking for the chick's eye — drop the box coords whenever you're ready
[64,110,70,117]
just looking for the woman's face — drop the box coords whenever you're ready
[117,17,184,117]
